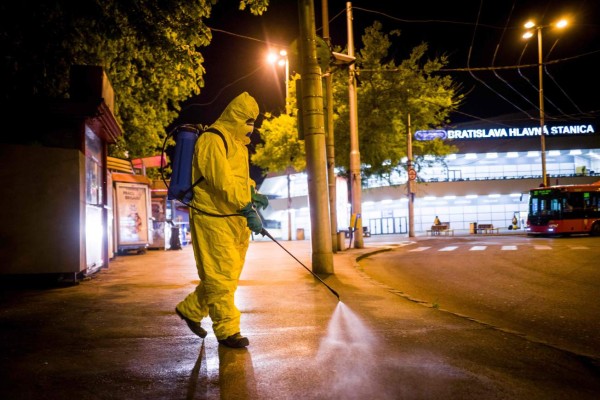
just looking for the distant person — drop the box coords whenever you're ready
[509,215,518,230]
[175,92,268,348]
[434,216,441,225]
[564,201,573,212]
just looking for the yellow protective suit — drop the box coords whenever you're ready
[177,92,259,341]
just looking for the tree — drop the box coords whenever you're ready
[252,74,306,174]
[252,21,460,183]
[0,0,269,160]
[252,113,306,173]
[332,22,460,182]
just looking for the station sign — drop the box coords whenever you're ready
[414,123,596,141]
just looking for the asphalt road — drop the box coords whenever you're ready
[359,234,600,361]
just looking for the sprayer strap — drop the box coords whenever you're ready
[183,128,228,195]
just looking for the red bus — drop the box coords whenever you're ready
[527,181,600,236]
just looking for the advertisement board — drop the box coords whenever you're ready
[115,182,151,248]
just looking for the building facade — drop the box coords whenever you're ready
[258,120,599,239]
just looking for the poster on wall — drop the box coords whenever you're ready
[115,183,149,245]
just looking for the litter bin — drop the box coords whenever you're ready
[337,231,346,250]
[170,226,182,249]
[470,222,477,234]
[296,228,305,240]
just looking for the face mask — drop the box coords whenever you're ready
[245,123,254,137]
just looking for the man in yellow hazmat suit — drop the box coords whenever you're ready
[175,92,268,348]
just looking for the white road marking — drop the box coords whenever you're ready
[409,247,431,252]
[439,246,459,251]
[501,246,517,250]
[470,246,487,251]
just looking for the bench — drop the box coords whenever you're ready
[476,223,500,234]
[343,226,371,238]
[427,223,454,236]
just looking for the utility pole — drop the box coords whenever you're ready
[346,2,363,248]
[321,0,338,252]
[407,114,415,237]
[298,0,333,273]
[536,26,548,187]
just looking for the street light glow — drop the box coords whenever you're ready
[267,52,278,64]
[266,49,290,115]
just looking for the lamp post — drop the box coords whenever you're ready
[267,49,292,240]
[523,18,568,187]
[267,49,290,115]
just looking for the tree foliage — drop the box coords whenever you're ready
[252,74,307,174]
[255,21,461,183]
[252,112,306,173]
[332,22,460,181]
[0,0,269,160]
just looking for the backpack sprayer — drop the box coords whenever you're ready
[161,125,340,301]
[160,124,237,217]
[164,125,197,203]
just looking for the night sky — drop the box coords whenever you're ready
[176,0,600,128]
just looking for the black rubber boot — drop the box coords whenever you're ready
[218,333,249,348]
[175,308,207,338]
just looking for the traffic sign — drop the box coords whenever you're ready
[408,168,417,181]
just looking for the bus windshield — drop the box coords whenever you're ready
[529,189,564,217]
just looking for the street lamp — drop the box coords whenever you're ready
[523,18,568,187]
[267,49,290,115]
[267,49,293,240]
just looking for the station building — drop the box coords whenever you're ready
[257,119,599,239]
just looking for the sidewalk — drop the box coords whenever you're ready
[1,235,598,400]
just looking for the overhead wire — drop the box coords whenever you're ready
[543,39,586,119]
[466,0,535,120]
[349,4,600,122]
[187,5,600,121]
[514,38,567,122]
[516,42,541,107]
[181,65,265,109]
[490,1,539,115]
[350,6,508,30]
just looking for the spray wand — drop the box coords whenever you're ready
[260,228,340,301]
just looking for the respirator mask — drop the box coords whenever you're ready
[245,119,255,137]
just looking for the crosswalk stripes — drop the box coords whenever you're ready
[405,244,591,252]
[470,246,486,251]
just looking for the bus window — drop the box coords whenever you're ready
[550,199,561,215]
[583,192,591,209]
[569,192,584,209]
[530,198,539,215]
[591,192,600,211]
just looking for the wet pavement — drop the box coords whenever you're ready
[1,233,599,399]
